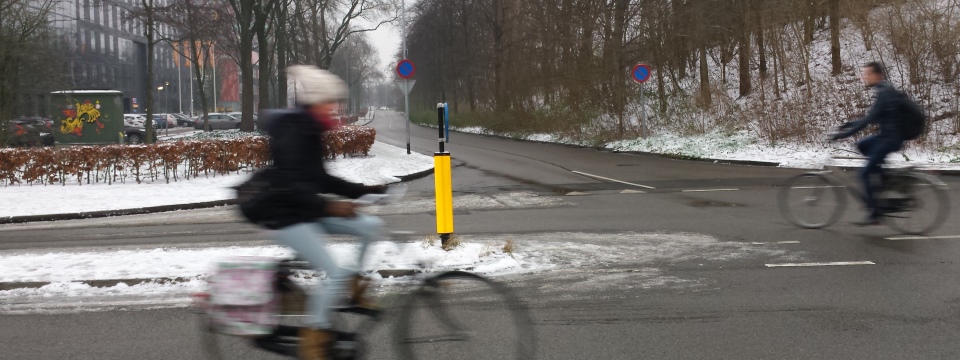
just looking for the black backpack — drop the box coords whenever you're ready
[895,90,926,140]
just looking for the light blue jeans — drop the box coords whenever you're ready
[274,214,385,329]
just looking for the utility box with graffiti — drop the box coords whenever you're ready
[51,90,124,145]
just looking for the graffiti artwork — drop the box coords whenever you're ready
[59,100,106,136]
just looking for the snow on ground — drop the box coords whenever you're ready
[608,130,960,170]
[0,231,799,312]
[0,141,434,218]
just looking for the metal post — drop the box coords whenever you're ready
[212,49,217,113]
[402,0,411,154]
[405,80,411,154]
[189,65,194,116]
[177,60,182,114]
[438,104,445,152]
[434,103,453,248]
[640,83,647,138]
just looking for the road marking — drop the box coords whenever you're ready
[751,241,801,245]
[571,171,656,189]
[885,235,960,241]
[565,191,590,196]
[620,189,646,194]
[789,186,844,189]
[765,261,875,268]
[681,188,739,192]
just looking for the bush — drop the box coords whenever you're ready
[0,125,376,186]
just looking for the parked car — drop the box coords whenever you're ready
[193,113,241,130]
[226,112,258,129]
[171,113,194,127]
[152,114,174,129]
[6,120,54,147]
[124,114,146,127]
[124,125,157,144]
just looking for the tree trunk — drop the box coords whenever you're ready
[144,0,156,143]
[755,1,767,80]
[257,26,271,112]
[239,33,255,131]
[738,0,752,97]
[829,0,842,76]
[276,1,288,107]
[700,45,711,108]
[805,0,815,44]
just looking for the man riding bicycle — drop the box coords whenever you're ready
[830,62,910,226]
[239,65,387,360]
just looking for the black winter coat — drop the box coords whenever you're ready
[835,81,907,141]
[240,109,377,229]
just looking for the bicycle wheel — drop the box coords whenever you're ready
[778,173,848,229]
[197,312,292,360]
[197,279,307,360]
[883,172,950,235]
[393,271,536,360]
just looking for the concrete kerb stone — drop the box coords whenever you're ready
[0,200,238,225]
[423,124,960,176]
[0,268,425,291]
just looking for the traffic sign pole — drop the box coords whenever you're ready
[405,79,411,154]
[631,64,652,138]
[397,59,416,154]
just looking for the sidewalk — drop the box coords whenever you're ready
[0,141,434,224]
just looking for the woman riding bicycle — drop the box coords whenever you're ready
[239,65,387,360]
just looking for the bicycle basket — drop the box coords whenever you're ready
[205,256,280,336]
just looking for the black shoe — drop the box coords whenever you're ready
[852,216,881,226]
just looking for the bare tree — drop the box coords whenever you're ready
[159,0,228,131]
[0,0,61,146]
[125,0,170,143]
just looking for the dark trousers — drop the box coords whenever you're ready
[856,135,903,216]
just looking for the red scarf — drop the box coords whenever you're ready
[315,113,339,132]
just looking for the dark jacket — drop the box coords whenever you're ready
[240,108,378,229]
[835,81,906,141]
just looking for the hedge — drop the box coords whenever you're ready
[0,125,375,186]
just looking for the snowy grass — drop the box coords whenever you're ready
[0,141,434,218]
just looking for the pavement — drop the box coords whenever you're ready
[3,111,960,359]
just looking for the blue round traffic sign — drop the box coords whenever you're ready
[397,59,416,79]
[631,64,651,83]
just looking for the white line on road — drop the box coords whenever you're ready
[885,235,960,241]
[571,171,656,189]
[751,241,801,245]
[765,261,875,268]
[681,188,740,192]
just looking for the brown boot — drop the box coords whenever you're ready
[298,328,333,360]
[348,275,376,309]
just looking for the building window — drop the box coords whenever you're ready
[83,0,90,20]
[93,0,100,23]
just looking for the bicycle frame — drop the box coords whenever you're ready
[808,155,870,206]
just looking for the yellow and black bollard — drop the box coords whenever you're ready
[434,103,454,247]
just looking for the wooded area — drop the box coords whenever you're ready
[403,0,960,145]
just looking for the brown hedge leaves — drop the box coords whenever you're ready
[0,126,375,186]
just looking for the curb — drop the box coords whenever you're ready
[0,269,424,291]
[424,124,960,175]
[397,168,434,182]
[0,200,237,225]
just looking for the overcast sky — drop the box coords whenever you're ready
[360,0,417,75]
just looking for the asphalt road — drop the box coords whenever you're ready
[3,111,960,359]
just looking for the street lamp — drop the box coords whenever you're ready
[164,82,170,115]
[157,85,169,135]
[156,86,163,113]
